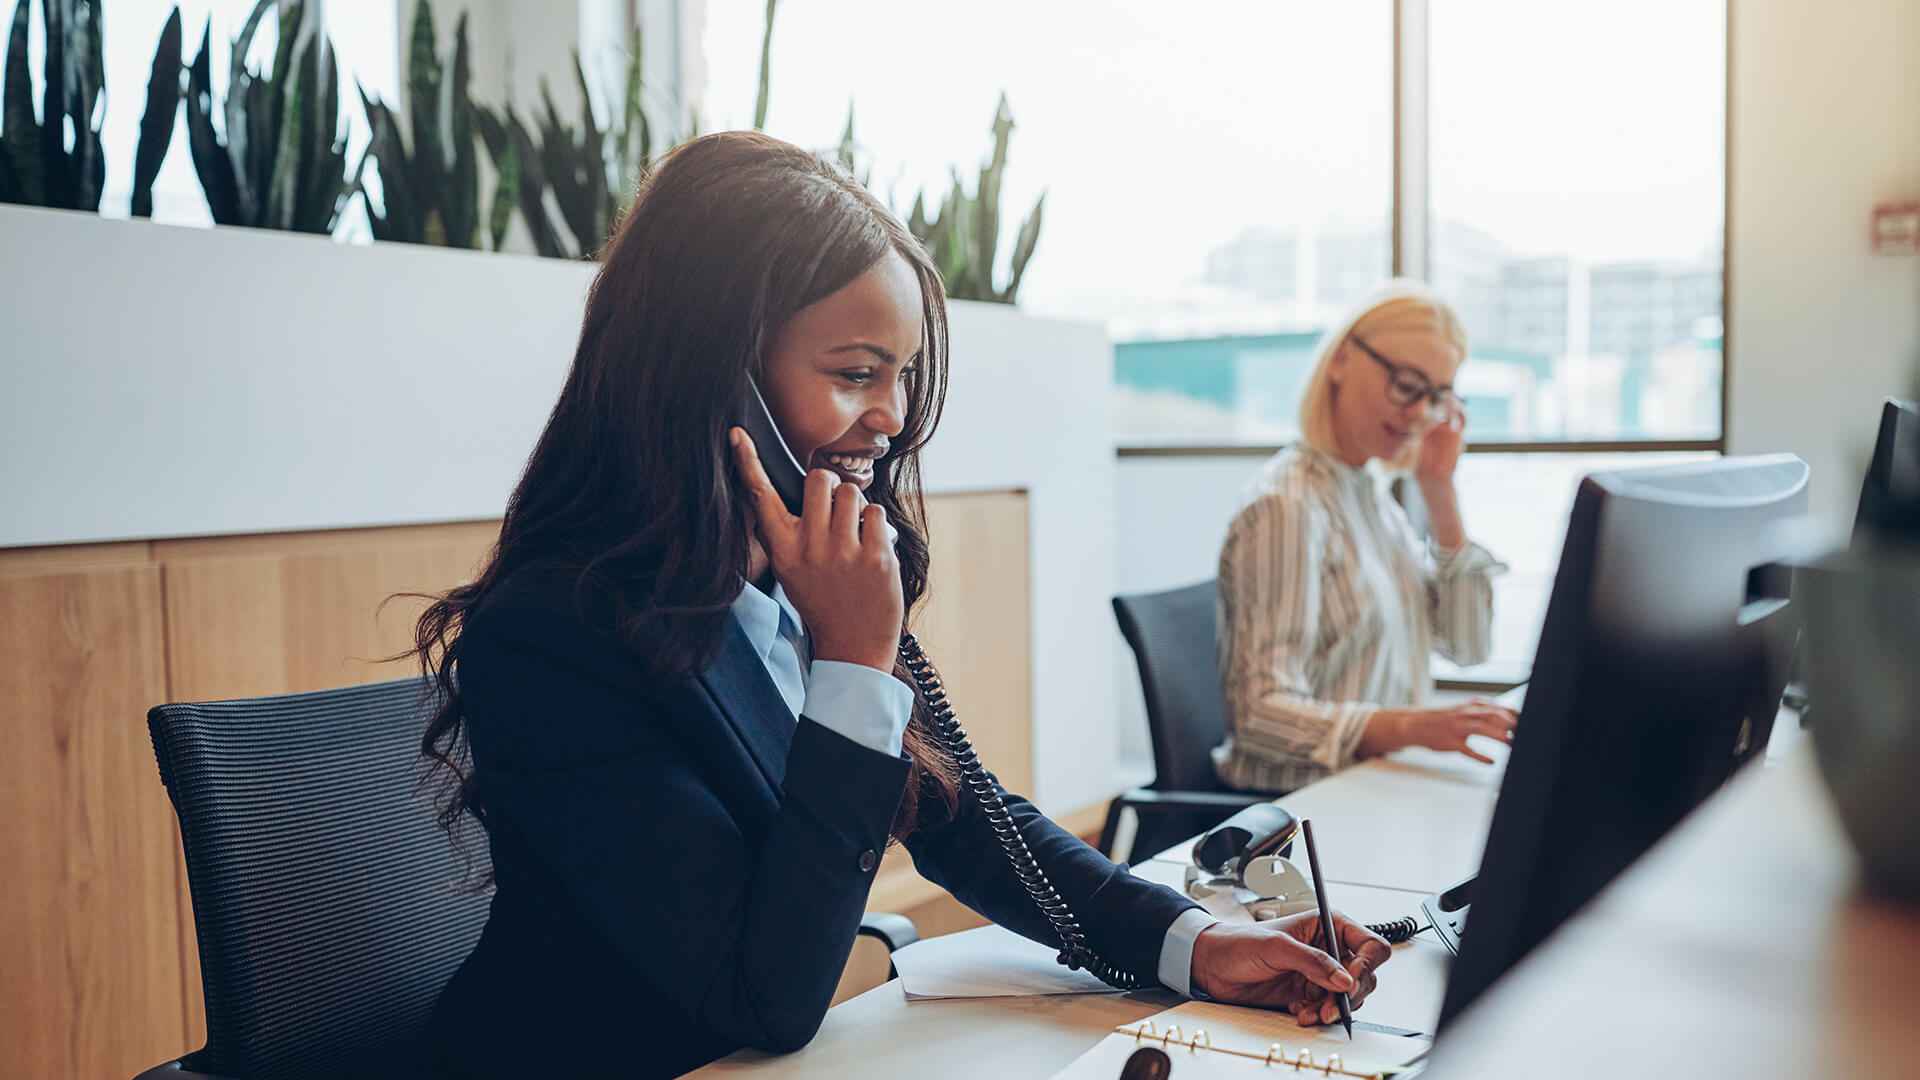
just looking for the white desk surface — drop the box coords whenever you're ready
[696,728,1920,1080]
[1424,750,1920,1079]
[1148,744,1507,895]
[695,745,1498,1077]
[693,702,1905,1080]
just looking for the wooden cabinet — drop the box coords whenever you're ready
[0,559,185,1079]
[0,495,1034,1070]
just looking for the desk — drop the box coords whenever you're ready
[698,736,1920,1079]
[696,745,1506,1077]
[1146,746,1505,894]
[1426,751,1920,1079]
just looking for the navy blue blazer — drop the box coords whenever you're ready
[426,568,1198,1078]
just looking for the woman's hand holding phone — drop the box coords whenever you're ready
[731,428,902,672]
[1415,399,1467,490]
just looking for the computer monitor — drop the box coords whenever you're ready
[1853,398,1920,543]
[1436,453,1810,1031]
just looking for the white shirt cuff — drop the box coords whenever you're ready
[1429,537,1508,578]
[803,660,914,756]
[1157,907,1220,996]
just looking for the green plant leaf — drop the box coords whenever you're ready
[939,171,971,294]
[2,0,42,205]
[753,0,777,130]
[185,21,239,223]
[569,51,611,248]
[474,103,517,250]
[836,100,857,176]
[506,107,566,258]
[906,190,929,243]
[409,0,444,209]
[1001,191,1044,304]
[620,24,645,174]
[133,8,185,218]
[537,70,601,256]
[0,142,18,203]
[444,9,478,247]
[361,88,416,242]
[73,0,106,209]
[225,0,275,220]
[316,29,350,229]
[37,0,67,207]
[266,31,308,229]
[974,95,1014,300]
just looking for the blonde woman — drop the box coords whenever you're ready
[1214,283,1518,793]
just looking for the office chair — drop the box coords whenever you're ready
[135,678,493,1079]
[1102,581,1274,864]
[135,677,918,1078]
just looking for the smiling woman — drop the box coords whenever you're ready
[402,131,1392,1078]
[760,251,928,493]
[1214,283,1517,796]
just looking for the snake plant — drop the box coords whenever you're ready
[533,56,615,259]
[132,7,185,218]
[904,94,1045,305]
[185,0,361,234]
[0,0,106,211]
[360,0,479,247]
[474,101,566,258]
[476,24,680,260]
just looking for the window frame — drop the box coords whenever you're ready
[1112,0,1731,460]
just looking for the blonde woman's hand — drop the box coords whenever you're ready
[1359,700,1517,764]
[1415,400,1467,490]
[731,427,902,672]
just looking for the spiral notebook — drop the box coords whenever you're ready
[1050,1001,1432,1079]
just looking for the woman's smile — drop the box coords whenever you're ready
[814,447,879,488]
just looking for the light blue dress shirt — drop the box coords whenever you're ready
[729,580,1216,996]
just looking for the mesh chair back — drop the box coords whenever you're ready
[1113,580,1233,792]
[148,677,491,1079]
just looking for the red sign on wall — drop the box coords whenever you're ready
[1873,202,1920,255]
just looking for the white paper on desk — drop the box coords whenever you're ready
[891,924,1123,999]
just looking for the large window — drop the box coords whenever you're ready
[697,0,1392,443]
[1104,1,1727,449]
[691,1,1730,682]
[1429,0,1725,446]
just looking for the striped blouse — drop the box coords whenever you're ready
[1212,445,1504,793]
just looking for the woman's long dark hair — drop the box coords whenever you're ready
[411,131,959,851]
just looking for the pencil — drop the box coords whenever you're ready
[1299,818,1353,1039]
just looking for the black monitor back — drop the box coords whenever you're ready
[1854,398,1920,543]
[1437,453,1810,1031]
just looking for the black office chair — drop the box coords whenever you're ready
[136,678,493,1079]
[137,677,919,1079]
[1101,580,1274,864]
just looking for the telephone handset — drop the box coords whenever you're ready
[739,378,810,517]
[738,379,1146,989]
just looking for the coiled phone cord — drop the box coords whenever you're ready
[1366,916,1423,945]
[900,633,1426,984]
[899,631,1147,990]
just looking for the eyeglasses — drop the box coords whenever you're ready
[1347,335,1464,415]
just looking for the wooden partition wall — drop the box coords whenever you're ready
[0,490,1032,1078]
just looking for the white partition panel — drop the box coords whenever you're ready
[0,205,1119,812]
